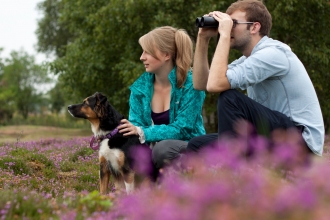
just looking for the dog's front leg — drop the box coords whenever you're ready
[99,156,111,194]
[123,171,135,194]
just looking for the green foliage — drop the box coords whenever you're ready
[0,157,31,175]
[0,190,55,219]
[0,50,51,119]
[6,113,90,128]
[48,81,66,114]
[69,147,94,162]
[27,153,55,168]
[77,191,113,214]
[60,160,75,172]
[10,148,31,157]
[36,0,74,57]
[37,0,330,131]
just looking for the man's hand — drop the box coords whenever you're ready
[118,119,138,136]
[211,11,233,38]
[197,13,219,39]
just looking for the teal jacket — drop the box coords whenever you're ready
[128,67,206,143]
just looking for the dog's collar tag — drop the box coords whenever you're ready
[89,136,100,150]
[89,127,119,150]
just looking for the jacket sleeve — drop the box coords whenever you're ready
[128,91,151,128]
[142,84,205,142]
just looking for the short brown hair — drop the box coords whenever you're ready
[226,0,272,36]
[139,26,193,88]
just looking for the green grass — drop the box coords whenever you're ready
[0,125,91,144]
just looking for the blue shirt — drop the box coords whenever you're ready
[227,36,324,155]
[128,67,206,143]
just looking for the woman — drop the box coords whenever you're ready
[118,26,205,170]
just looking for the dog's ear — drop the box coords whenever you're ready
[93,92,108,118]
[95,92,107,104]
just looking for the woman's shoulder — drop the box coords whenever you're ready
[182,69,193,88]
[130,72,153,90]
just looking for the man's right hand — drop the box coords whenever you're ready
[198,14,219,39]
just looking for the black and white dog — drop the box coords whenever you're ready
[68,92,152,194]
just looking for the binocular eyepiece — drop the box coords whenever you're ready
[196,16,218,28]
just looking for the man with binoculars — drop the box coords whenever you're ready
[187,0,324,158]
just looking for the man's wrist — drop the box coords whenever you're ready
[197,32,212,42]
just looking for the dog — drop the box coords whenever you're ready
[68,92,152,194]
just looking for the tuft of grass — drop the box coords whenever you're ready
[27,153,55,168]
[0,157,31,175]
[77,191,113,214]
[0,190,56,219]
[10,148,31,157]
[60,161,75,172]
[69,147,94,162]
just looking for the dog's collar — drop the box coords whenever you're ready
[89,127,119,150]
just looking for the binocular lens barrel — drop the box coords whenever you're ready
[195,16,219,28]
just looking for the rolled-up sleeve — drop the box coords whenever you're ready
[227,47,290,90]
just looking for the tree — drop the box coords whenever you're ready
[36,0,330,131]
[1,50,51,119]
[0,48,14,122]
[36,0,74,58]
[48,80,66,114]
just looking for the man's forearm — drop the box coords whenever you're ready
[207,35,231,93]
[192,36,210,91]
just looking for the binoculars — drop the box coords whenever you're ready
[196,16,218,28]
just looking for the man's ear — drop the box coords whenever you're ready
[251,22,261,35]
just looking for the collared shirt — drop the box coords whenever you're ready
[227,36,324,155]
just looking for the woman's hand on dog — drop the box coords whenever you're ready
[118,119,138,136]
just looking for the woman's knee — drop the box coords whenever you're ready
[152,141,168,164]
[152,140,185,169]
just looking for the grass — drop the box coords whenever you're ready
[0,125,91,144]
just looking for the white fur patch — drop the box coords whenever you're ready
[99,139,122,171]
[124,182,134,194]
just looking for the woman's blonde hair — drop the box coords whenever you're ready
[138,26,193,88]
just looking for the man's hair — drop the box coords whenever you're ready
[226,0,272,36]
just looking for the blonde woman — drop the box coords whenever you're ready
[118,26,206,170]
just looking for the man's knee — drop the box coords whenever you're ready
[187,134,218,152]
[217,89,241,106]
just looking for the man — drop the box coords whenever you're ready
[188,0,324,156]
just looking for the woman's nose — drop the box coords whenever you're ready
[140,51,146,61]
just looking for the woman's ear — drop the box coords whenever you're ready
[164,52,171,61]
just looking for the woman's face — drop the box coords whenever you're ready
[140,47,168,74]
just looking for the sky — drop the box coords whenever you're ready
[0,0,55,92]
[0,0,47,64]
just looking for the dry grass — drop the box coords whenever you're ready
[0,125,91,144]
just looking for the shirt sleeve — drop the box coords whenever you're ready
[227,47,290,90]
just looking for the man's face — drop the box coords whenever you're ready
[229,10,252,52]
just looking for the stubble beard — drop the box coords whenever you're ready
[230,33,251,54]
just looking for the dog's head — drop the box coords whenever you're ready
[68,92,124,130]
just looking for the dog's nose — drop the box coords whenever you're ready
[68,105,72,110]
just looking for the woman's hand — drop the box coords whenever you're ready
[118,119,138,136]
